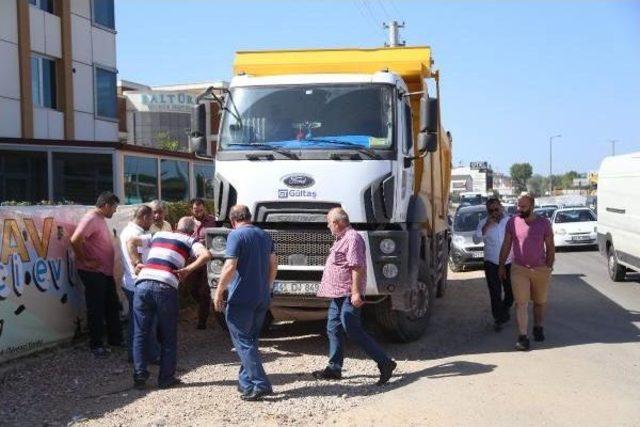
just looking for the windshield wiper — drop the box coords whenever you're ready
[226,143,298,160]
[302,138,382,160]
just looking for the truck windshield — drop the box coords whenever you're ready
[219,84,394,152]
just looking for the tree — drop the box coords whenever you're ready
[560,171,579,189]
[527,174,546,196]
[155,131,181,152]
[510,163,533,193]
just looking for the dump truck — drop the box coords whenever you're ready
[191,44,452,342]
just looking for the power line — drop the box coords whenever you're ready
[360,0,382,29]
[351,0,380,37]
[389,0,402,17]
[376,0,392,20]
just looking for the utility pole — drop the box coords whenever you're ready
[384,21,405,47]
[609,139,618,156]
[549,134,561,195]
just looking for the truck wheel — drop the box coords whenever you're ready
[374,280,433,342]
[448,258,463,273]
[607,244,626,282]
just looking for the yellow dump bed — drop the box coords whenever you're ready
[233,47,451,234]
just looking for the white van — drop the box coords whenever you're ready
[597,152,640,281]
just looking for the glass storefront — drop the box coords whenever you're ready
[0,151,48,203]
[124,156,158,204]
[52,153,113,204]
[160,159,189,202]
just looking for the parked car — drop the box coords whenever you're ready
[596,152,640,281]
[534,206,557,220]
[551,207,597,248]
[449,205,487,272]
[503,203,517,216]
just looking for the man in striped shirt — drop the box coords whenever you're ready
[313,208,396,386]
[127,216,212,389]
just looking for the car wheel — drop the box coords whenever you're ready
[448,258,463,273]
[607,244,626,282]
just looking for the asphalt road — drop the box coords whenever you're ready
[2,248,638,426]
[331,247,640,426]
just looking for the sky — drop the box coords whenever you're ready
[115,0,640,175]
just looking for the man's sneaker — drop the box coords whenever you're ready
[240,388,273,402]
[92,347,109,359]
[377,360,397,386]
[312,368,342,380]
[533,326,545,342]
[515,335,530,351]
[158,377,184,389]
[133,372,149,390]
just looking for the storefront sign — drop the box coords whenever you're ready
[126,91,196,113]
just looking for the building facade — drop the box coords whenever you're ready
[451,162,494,194]
[0,1,216,205]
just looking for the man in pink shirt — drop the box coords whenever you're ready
[71,191,122,358]
[313,208,396,385]
[499,193,555,351]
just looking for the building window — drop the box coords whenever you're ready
[124,156,158,204]
[31,56,57,109]
[160,159,189,202]
[95,67,117,119]
[194,164,215,199]
[133,112,190,151]
[92,0,115,29]
[53,153,113,204]
[29,0,54,13]
[0,151,48,203]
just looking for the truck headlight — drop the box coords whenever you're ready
[382,263,399,279]
[211,236,227,252]
[209,259,224,275]
[452,235,465,246]
[379,238,396,254]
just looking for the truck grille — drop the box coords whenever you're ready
[266,229,334,267]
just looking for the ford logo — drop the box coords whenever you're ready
[282,174,315,189]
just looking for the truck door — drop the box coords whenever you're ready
[395,98,415,222]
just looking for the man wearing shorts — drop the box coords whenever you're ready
[499,193,555,351]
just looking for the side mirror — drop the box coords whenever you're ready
[418,132,437,153]
[189,103,207,155]
[419,96,439,133]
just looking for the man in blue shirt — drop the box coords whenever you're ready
[214,205,278,401]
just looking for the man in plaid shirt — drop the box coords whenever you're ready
[313,208,397,385]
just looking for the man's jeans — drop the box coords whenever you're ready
[78,270,122,349]
[327,296,391,372]
[132,280,178,386]
[225,302,272,393]
[123,288,159,363]
[483,262,514,323]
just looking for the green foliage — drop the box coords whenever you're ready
[163,200,216,228]
[527,174,546,196]
[510,163,533,193]
[155,131,182,152]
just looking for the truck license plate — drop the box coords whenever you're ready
[572,235,590,241]
[272,282,320,295]
[472,251,484,258]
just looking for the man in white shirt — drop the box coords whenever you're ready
[119,205,158,363]
[473,198,514,331]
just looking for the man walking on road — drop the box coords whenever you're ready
[127,217,212,389]
[71,191,123,358]
[313,208,397,385]
[499,193,555,351]
[474,198,513,332]
[118,205,159,363]
[213,205,278,401]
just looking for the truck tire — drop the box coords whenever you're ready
[374,280,433,342]
[607,244,626,282]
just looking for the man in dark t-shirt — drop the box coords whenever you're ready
[213,205,278,401]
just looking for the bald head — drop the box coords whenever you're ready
[229,205,252,224]
[176,216,196,234]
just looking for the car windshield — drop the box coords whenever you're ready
[453,209,487,232]
[535,208,556,219]
[554,209,596,223]
[219,84,394,151]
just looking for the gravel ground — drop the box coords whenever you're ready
[0,270,490,427]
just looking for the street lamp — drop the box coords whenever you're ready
[609,139,618,156]
[549,134,562,195]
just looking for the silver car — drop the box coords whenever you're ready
[449,205,487,272]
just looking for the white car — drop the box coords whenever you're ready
[552,208,597,248]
